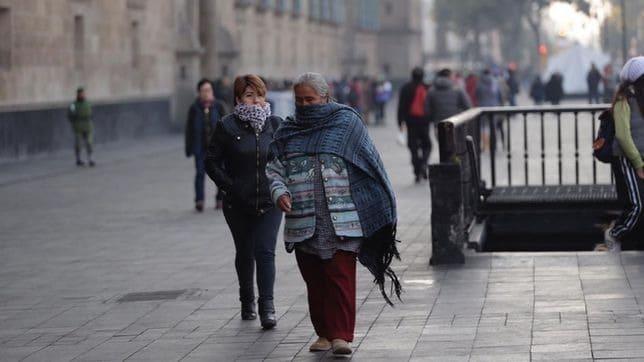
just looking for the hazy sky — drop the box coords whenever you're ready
[546,0,612,48]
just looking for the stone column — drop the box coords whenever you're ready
[429,163,466,265]
[428,121,466,265]
[173,0,203,129]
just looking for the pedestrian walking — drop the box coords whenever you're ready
[587,63,602,104]
[214,76,234,113]
[601,57,644,251]
[506,68,520,106]
[267,72,401,356]
[67,87,95,167]
[530,75,546,105]
[374,78,393,126]
[545,73,564,105]
[397,67,431,182]
[426,68,472,123]
[603,64,617,103]
[348,77,364,121]
[205,74,283,329]
[465,73,478,106]
[476,69,503,150]
[185,78,226,212]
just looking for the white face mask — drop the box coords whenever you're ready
[234,103,272,132]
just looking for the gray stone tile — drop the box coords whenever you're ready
[6,119,644,361]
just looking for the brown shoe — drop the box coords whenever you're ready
[195,201,204,212]
[594,243,609,252]
[309,337,331,352]
[331,339,352,355]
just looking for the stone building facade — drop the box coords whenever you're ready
[0,0,176,107]
[0,0,422,160]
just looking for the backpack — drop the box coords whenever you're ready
[592,109,615,163]
[409,84,428,118]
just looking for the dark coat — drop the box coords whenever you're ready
[587,68,602,90]
[530,78,546,103]
[425,76,472,123]
[545,75,565,104]
[205,114,282,215]
[397,80,429,127]
[185,99,226,157]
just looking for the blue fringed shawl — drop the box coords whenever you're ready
[272,102,402,305]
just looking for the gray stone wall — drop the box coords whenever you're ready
[0,97,171,162]
[0,0,176,107]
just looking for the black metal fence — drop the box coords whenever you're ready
[429,104,611,263]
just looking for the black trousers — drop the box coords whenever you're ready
[611,157,644,243]
[406,118,431,177]
[223,206,282,304]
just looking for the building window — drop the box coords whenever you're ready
[74,15,85,69]
[276,0,288,13]
[0,7,11,70]
[131,21,141,68]
[235,0,254,8]
[292,0,301,16]
[258,0,274,11]
[331,0,345,24]
[358,0,379,31]
[308,0,320,20]
[320,0,331,22]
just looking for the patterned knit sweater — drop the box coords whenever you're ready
[271,102,402,305]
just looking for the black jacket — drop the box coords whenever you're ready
[185,99,227,157]
[397,80,429,127]
[426,76,471,123]
[205,114,282,215]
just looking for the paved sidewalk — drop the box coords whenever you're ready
[2,116,644,361]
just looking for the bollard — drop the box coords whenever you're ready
[429,121,465,265]
[429,163,466,265]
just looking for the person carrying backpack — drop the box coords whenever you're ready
[599,57,644,251]
[397,67,431,183]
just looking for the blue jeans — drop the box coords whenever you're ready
[224,206,282,304]
[194,153,206,202]
[195,152,223,203]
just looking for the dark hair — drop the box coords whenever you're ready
[612,75,644,115]
[437,68,452,78]
[411,67,424,82]
[233,74,267,105]
[196,78,213,92]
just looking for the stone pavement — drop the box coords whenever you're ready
[2,114,644,361]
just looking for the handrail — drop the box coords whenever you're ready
[441,104,609,128]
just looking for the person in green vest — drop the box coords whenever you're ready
[68,87,95,167]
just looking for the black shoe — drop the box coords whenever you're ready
[241,302,257,320]
[89,161,95,167]
[414,175,421,184]
[195,201,204,212]
[259,300,276,330]
[76,160,85,167]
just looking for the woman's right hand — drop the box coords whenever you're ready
[277,194,292,213]
[637,168,644,180]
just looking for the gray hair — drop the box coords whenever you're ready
[293,72,330,98]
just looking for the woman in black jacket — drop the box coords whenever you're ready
[185,78,227,212]
[205,74,282,329]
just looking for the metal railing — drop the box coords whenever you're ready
[435,104,611,229]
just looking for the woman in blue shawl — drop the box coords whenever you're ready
[266,73,401,356]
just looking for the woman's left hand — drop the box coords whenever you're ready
[637,168,644,180]
[277,194,292,213]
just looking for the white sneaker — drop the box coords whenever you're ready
[604,228,621,252]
